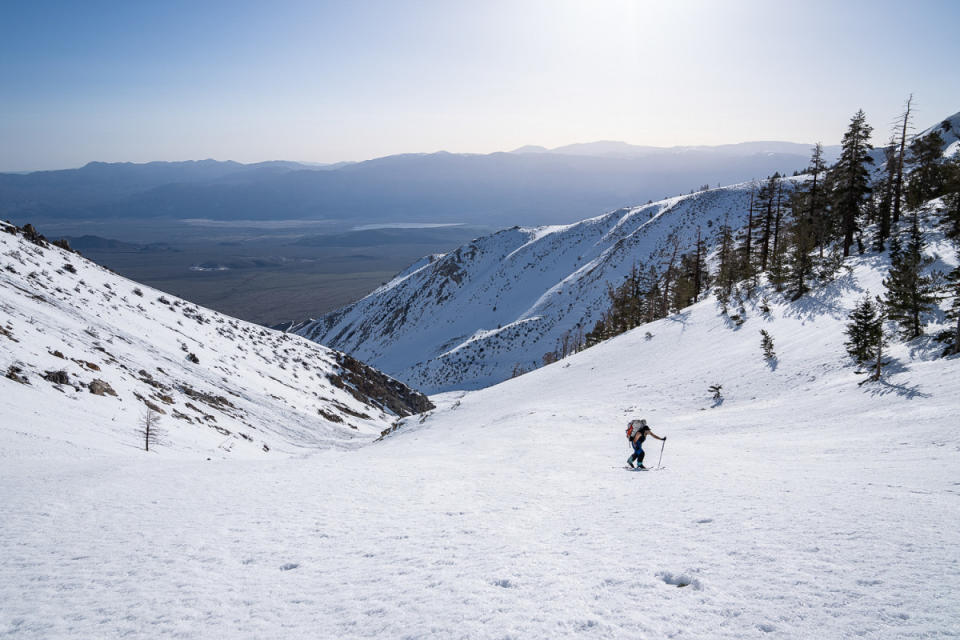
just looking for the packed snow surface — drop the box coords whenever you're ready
[3,241,958,638]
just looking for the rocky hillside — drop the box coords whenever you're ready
[0,222,432,458]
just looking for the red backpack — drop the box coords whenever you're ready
[625,419,645,441]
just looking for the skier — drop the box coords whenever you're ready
[627,419,666,469]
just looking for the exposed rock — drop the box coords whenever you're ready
[186,352,200,364]
[318,408,344,423]
[88,379,117,397]
[21,224,48,248]
[334,353,434,417]
[42,369,70,385]
[5,365,29,385]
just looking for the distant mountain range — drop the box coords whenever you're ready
[0,141,840,228]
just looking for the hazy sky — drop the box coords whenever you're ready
[2,0,959,171]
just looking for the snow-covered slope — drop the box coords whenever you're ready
[918,109,960,156]
[295,180,787,393]
[0,222,432,459]
[3,234,957,638]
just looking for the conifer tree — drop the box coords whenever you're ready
[870,298,890,381]
[693,226,708,302]
[832,110,874,257]
[883,219,936,340]
[785,189,816,300]
[945,253,960,356]
[760,329,776,360]
[905,132,946,209]
[845,296,881,364]
[714,216,737,302]
[874,140,898,251]
[756,175,780,271]
[805,143,829,258]
[941,154,960,242]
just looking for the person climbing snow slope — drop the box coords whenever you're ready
[626,418,665,469]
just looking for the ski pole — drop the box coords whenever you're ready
[656,439,665,469]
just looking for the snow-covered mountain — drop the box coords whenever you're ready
[0,222,432,458]
[293,112,960,394]
[292,180,782,393]
[3,222,957,638]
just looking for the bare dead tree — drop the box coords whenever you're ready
[138,408,165,452]
[892,94,913,225]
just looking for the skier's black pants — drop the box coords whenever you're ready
[628,447,645,468]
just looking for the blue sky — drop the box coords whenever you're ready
[2,0,959,170]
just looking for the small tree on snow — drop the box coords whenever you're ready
[844,296,882,365]
[845,295,889,381]
[760,330,776,360]
[138,408,165,452]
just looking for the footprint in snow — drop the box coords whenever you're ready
[279,563,300,571]
[492,578,516,588]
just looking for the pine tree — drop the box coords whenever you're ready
[805,143,829,258]
[737,190,757,282]
[714,216,737,302]
[832,110,874,257]
[767,183,790,290]
[905,132,946,209]
[944,254,960,356]
[756,175,780,271]
[760,329,776,360]
[693,226,708,302]
[870,298,890,381]
[883,218,936,340]
[874,140,898,251]
[940,154,960,242]
[845,296,881,364]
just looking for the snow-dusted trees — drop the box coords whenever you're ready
[713,216,737,302]
[845,296,889,381]
[138,408,165,452]
[874,140,899,251]
[883,220,936,341]
[845,296,884,365]
[945,255,960,356]
[831,110,874,257]
[905,131,947,209]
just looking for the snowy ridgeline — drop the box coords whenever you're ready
[2,236,958,638]
[292,112,960,396]
[0,222,432,459]
[293,180,770,392]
